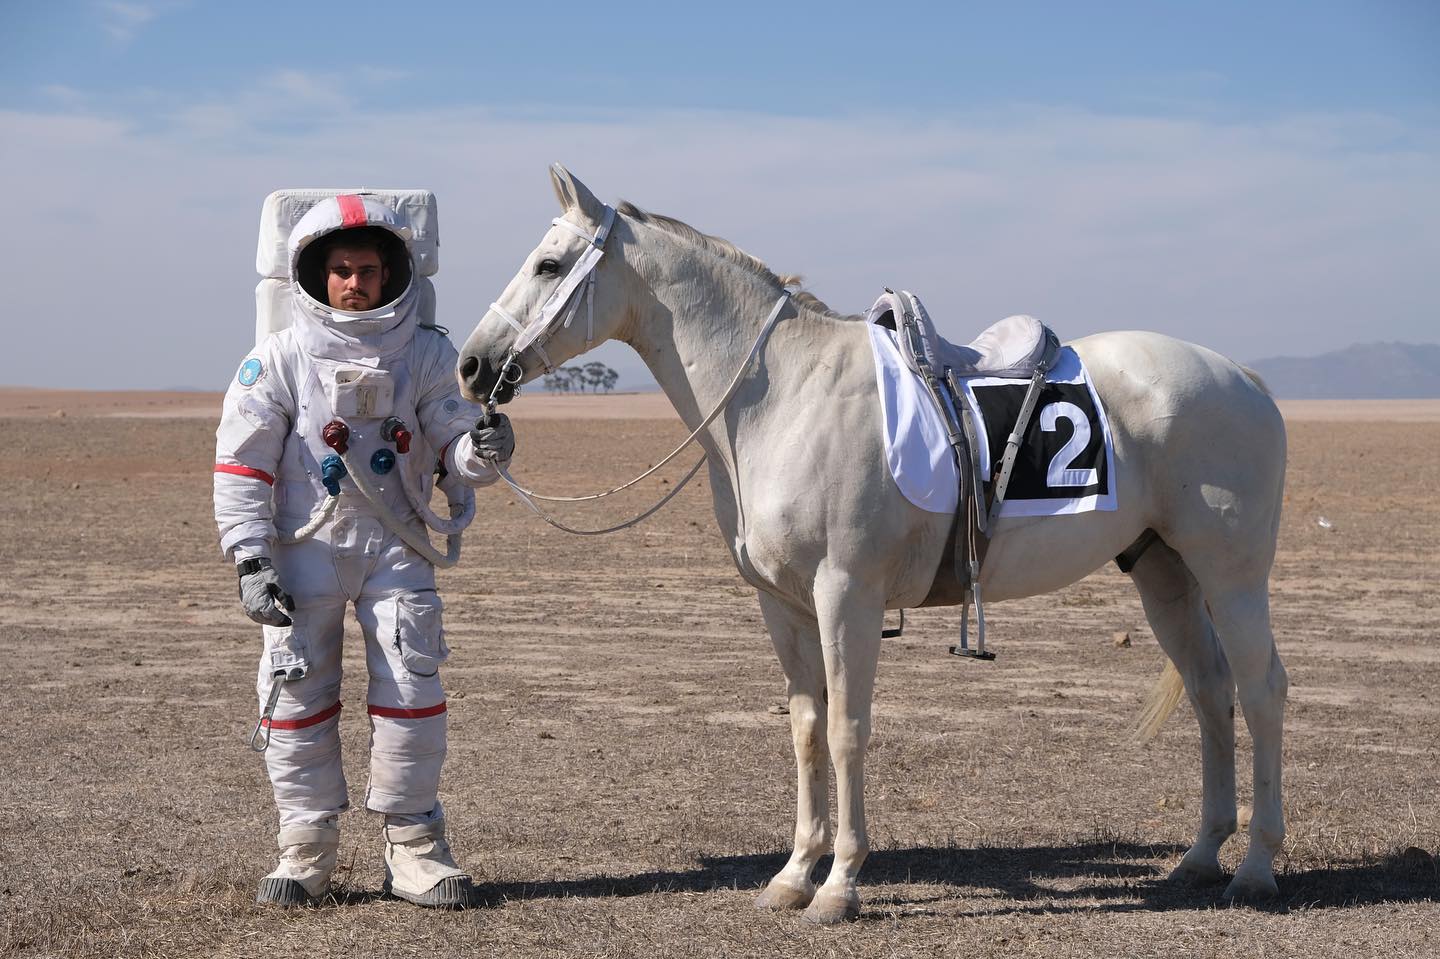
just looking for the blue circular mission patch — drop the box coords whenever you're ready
[237,357,263,387]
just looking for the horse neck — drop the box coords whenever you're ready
[617,225,801,435]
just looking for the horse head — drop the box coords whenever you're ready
[458,164,633,405]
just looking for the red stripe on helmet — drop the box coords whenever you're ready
[262,701,342,730]
[336,194,368,229]
[215,463,275,485]
[368,701,447,720]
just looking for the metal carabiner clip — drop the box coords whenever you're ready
[247,664,306,753]
[484,351,524,417]
[248,675,286,753]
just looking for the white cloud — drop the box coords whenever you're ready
[1,86,1435,390]
[39,84,90,107]
[97,1,167,43]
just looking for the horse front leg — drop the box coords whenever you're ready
[754,592,830,912]
[804,574,884,925]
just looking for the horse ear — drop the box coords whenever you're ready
[549,163,605,221]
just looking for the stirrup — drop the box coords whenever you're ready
[949,583,995,661]
[881,608,905,639]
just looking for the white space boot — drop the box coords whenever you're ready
[256,823,339,906]
[382,817,472,908]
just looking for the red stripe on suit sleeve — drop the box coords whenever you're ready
[215,463,275,485]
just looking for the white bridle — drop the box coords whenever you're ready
[479,203,792,535]
[485,205,617,403]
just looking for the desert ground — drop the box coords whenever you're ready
[0,389,1436,958]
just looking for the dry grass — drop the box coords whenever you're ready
[0,414,1436,958]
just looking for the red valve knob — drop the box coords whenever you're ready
[322,420,350,454]
[381,416,412,454]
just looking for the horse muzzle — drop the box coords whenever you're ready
[458,351,522,406]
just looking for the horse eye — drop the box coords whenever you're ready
[536,258,561,276]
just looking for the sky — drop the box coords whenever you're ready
[1,1,1436,391]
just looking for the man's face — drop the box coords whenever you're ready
[324,245,388,311]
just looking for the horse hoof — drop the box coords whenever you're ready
[801,891,859,925]
[755,880,813,911]
[1168,857,1225,886]
[1223,869,1279,902]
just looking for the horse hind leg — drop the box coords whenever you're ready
[1154,369,1287,900]
[1157,513,1287,900]
[1197,579,1287,900]
[1129,540,1238,886]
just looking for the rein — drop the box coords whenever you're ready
[495,456,707,536]
[480,204,793,534]
[490,292,792,535]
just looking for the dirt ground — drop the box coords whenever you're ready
[0,395,1436,958]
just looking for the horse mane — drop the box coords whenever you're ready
[616,201,856,320]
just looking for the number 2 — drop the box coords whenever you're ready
[1040,402,1097,487]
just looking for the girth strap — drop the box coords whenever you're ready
[1115,528,1161,573]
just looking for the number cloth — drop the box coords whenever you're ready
[867,325,1116,518]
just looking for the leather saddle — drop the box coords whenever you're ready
[865,292,1059,383]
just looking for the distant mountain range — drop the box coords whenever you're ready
[1246,342,1440,399]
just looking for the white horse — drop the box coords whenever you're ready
[458,165,1288,923]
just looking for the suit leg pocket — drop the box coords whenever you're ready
[392,592,449,677]
[263,620,310,679]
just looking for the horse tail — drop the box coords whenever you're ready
[1132,658,1185,745]
[1239,364,1273,397]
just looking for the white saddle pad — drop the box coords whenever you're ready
[868,324,960,514]
[867,325,1118,518]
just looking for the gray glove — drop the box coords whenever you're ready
[238,557,294,627]
[469,412,516,462]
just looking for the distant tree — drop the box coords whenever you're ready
[582,361,609,393]
[546,363,618,393]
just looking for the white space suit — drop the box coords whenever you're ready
[214,194,501,906]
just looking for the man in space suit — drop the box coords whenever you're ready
[214,193,513,908]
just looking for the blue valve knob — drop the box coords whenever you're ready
[320,453,347,496]
[370,448,396,475]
